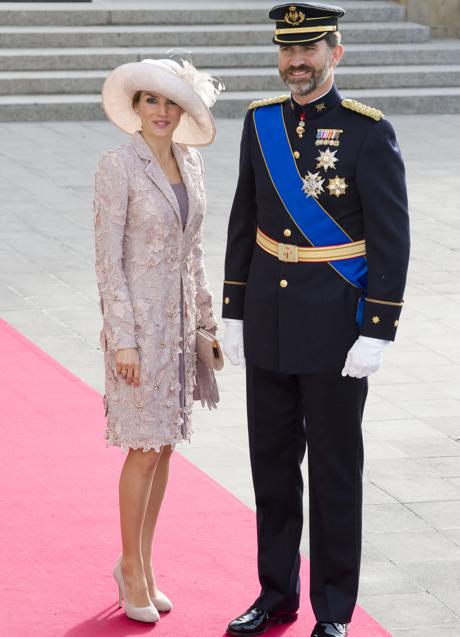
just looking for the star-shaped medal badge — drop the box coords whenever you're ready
[302,172,325,198]
[316,148,338,172]
[327,176,348,197]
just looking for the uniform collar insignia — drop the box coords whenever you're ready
[290,84,341,120]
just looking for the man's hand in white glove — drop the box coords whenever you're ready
[222,319,245,368]
[342,335,390,379]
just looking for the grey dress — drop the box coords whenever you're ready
[172,182,188,229]
[171,182,189,437]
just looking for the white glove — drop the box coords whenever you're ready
[222,319,245,368]
[341,335,390,379]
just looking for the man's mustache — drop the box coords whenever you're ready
[286,66,313,74]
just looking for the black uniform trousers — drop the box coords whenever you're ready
[246,361,368,623]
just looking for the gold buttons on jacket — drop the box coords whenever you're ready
[293,151,300,159]
[283,228,292,237]
[280,279,288,288]
[224,297,230,304]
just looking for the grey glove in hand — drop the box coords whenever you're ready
[193,357,220,410]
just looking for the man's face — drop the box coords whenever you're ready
[278,41,342,96]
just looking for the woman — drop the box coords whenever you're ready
[94,58,220,623]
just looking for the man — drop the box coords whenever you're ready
[222,3,410,637]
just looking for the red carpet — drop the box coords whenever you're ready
[0,319,390,637]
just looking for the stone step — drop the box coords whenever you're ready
[218,88,460,116]
[1,41,459,72]
[0,22,430,48]
[0,2,455,119]
[214,65,460,92]
[1,65,459,95]
[0,87,459,122]
[0,2,405,26]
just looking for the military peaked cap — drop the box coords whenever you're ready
[269,2,345,45]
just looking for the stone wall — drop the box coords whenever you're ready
[395,0,460,38]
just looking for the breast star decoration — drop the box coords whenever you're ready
[302,171,325,198]
[316,148,338,172]
[327,175,348,197]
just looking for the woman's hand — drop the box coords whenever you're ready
[115,348,140,386]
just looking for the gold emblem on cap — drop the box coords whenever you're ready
[284,5,306,26]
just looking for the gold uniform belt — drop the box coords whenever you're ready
[256,228,366,263]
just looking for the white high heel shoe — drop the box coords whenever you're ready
[113,559,160,623]
[150,590,173,612]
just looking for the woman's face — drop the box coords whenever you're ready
[134,92,184,139]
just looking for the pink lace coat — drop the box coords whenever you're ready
[93,131,217,453]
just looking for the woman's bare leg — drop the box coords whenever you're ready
[119,447,161,607]
[141,445,174,598]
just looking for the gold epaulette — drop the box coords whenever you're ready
[341,98,384,121]
[248,95,290,110]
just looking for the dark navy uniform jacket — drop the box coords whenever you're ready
[222,84,410,374]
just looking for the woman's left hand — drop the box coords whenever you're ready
[115,347,140,386]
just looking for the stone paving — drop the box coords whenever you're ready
[1,114,460,636]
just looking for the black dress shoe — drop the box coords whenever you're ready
[227,606,298,636]
[310,622,349,637]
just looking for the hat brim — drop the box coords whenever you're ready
[273,30,333,44]
[101,61,216,147]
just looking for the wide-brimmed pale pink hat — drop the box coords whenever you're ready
[101,58,222,146]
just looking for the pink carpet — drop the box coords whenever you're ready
[0,319,391,637]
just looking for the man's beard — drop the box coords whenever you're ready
[279,59,332,97]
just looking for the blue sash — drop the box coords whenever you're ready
[253,103,368,325]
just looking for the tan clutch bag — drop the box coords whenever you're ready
[196,327,224,371]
